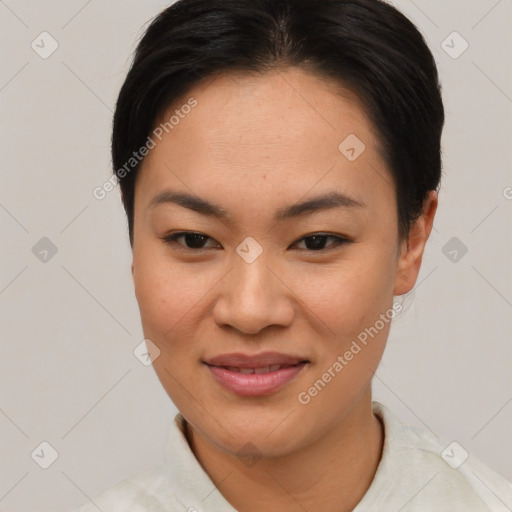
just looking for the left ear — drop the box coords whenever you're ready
[394,190,438,296]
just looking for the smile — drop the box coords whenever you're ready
[204,360,309,396]
[222,363,296,374]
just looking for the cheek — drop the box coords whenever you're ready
[291,252,396,337]
[293,258,394,426]
[133,249,189,336]
[133,248,224,351]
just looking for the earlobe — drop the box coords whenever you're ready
[393,191,438,296]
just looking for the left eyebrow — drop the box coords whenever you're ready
[275,191,366,220]
[147,189,366,221]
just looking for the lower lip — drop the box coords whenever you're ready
[206,363,308,397]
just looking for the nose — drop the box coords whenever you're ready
[212,254,295,335]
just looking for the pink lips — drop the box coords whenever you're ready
[204,351,309,397]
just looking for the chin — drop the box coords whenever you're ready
[187,403,306,457]
[217,426,303,461]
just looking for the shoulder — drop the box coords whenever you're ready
[71,462,183,512]
[360,402,512,511]
[71,411,233,512]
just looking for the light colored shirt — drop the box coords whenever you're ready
[73,402,512,511]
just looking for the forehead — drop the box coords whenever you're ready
[155,67,376,160]
[137,67,393,218]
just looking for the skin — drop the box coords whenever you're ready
[131,67,437,512]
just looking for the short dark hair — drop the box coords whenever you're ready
[112,0,444,247]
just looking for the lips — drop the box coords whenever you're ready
[204,351,308,368]
[203,352,310,396]
[223,364,295,374]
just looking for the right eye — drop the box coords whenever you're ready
[160,231,222,251]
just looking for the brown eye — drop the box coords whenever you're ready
[161,232,221,250]
[293,234,351,251]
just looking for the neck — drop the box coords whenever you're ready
[184,389,384,512]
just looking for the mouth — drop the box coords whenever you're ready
[214,363,303,374]
[203,352,310,396]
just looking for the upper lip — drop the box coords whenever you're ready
[204,351,309,368]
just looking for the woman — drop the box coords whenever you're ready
[76,0,512,510]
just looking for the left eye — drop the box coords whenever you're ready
[160,232,351,252]
[293,234,351,251]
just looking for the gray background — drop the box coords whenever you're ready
[0,1,511,510]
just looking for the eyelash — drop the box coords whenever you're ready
[160,231,352,253]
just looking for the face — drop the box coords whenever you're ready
[131,67,434,458]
